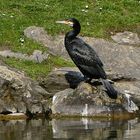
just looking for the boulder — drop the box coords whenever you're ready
[38,67,84,94]
[51,82,138,117]
[0,64,51,116]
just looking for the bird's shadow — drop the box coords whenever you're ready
[65,71,103,89]
[65,71,84,88]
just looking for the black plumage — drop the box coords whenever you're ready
[56,18,117,99]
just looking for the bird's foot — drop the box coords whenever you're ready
[107,79,114,84]
[84,78,102,86]
[90,79,102,85]
[84,77,92,83]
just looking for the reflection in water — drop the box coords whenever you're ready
[0,117,140,140]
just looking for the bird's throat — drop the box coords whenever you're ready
[66,29,79,40]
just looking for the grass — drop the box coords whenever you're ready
[4,56,74,79]
[0,0,140,79]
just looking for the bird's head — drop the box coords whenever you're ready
[56,18,81,37]
[56,18,80,29]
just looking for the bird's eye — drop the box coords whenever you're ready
[68,21,73,27]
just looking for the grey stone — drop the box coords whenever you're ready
[82,37,140,105]
[0,65,51,115]
[31,50,48,63]
[38,67,84,94]
[51,82,138,117]
[111,31,140,45]
[24,26,69,59]
[0,50,49,63]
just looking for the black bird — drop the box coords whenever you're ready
[56,18,117,99]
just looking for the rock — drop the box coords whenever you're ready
[0,50,49,63]
[115,81,140,107]
[38,67,136,94]
[51,82,138,117]
[111,31,140,45]
[38,67,84,94]
[24,26,51,44]
[31,50,49,63]
[82,37,140,106]
[24,26,69,59]
[38,66,140,111]
[0,65,51,115]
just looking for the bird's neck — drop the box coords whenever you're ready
[65,26,81,40]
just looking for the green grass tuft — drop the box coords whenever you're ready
[3,56,74,79]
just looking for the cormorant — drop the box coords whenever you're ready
[56,18,117,99]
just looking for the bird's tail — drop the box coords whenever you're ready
[101,79,117,99]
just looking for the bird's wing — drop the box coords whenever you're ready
[69,38,103,67]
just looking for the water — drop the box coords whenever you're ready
[0,117,140,140]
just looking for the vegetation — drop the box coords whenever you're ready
[4,56,74,79]
[0,0,140,78]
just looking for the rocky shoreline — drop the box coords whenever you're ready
[0,26,140,119]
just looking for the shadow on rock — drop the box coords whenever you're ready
[64,70,84,88]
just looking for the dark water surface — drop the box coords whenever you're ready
[0,117,140,140]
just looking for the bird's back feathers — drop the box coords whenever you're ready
[65,37,106,79]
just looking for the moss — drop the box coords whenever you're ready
[50,111,139,121]
[0,114,27,120]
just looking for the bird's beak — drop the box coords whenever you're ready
[56,20,73,27]
[56,20,67,24]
